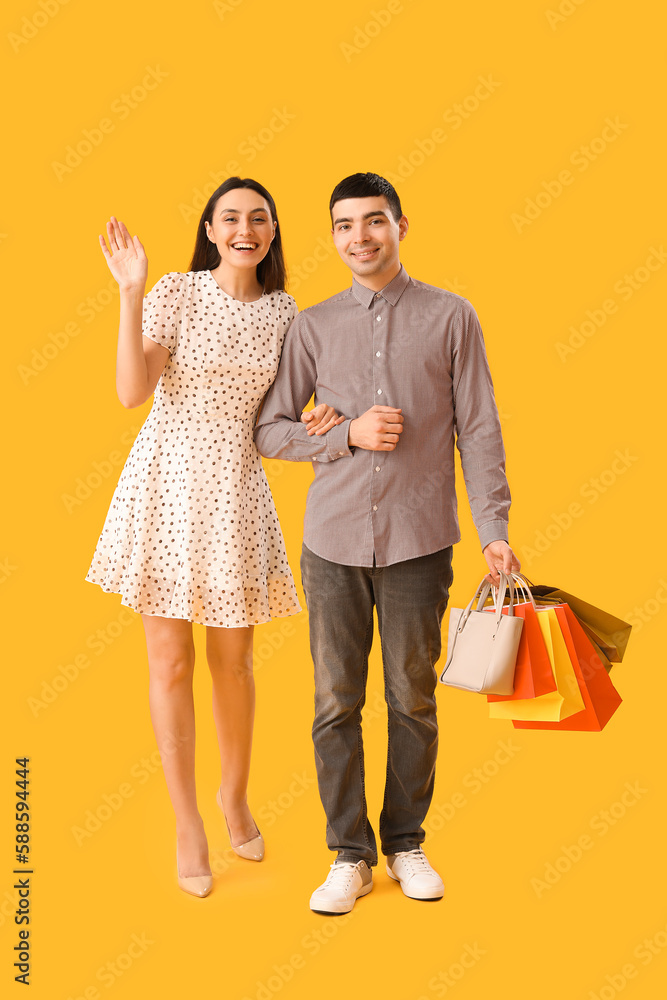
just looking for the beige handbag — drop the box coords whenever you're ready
[439,573,524,695]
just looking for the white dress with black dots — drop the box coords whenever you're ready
[86,270,301,627]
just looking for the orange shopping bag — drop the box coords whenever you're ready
[488,605,585,722]
[487,600,556,702]
[513,604,622,731]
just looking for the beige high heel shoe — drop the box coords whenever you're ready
[176,849,213,898]
[216,788,264,861]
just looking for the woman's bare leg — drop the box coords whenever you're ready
[142,614,210,877]
[206,625,259,846]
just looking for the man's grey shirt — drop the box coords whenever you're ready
[254,265,511,568]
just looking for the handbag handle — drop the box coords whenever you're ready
[457,571,514,636]
[476,573,515,615]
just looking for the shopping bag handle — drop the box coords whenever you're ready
[515,575,566,607]
[492,573,537,610]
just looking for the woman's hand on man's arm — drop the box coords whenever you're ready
[301,404,346,436]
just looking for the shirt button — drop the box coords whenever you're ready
[375,466,381,472]
[338,451,345,456]
[376,351,381,357]
[372,505,378,511]
[376,316,382,322]
[377,389,383,395]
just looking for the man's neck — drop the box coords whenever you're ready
[353,261,402,293]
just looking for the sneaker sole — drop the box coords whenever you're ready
[309,880,373,915]
[386,866,444,900]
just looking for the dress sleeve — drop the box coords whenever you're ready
[142,272,186,354]
[279,293,298,341]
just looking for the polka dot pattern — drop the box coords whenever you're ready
[86,270,301,627]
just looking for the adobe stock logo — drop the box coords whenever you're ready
[530,781,648,899]
[178,108,296,223]
[511,118,629,233]
[520,448,639,566]
[8,0,71,53]
[415,944,486,1000]
[61,426,141,514]
[555,246,667,361]
[383,75,502,186]
[587,919,667,1000]
[62,932,155,998]
[339,1,406,62]
[546,0,589,30]
[213,0,245,18]
[0,558,18,586]
[51,66,169,181]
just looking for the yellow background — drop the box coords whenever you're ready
[2,0,665,997]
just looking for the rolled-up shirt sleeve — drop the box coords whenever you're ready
[254,312,354,463]
[452,300,511,549]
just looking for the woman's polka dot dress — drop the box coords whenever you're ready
[86,270,301,627]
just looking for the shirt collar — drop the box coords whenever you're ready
[351,264,410,309]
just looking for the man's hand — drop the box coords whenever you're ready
[348,405,404,451]
[482,540,521,587]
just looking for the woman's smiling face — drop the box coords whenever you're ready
[205,187,276,271]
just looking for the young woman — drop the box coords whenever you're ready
[86,177,341,897]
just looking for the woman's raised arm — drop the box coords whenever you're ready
[100,217,169,408]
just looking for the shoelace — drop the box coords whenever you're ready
[322,862,360,892]
[395,850,432,876]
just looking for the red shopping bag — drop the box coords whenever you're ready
[487,601,556,702]
[513,604,622,732]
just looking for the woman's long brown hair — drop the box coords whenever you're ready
[189,176,286,293]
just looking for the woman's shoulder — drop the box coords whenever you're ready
[148,271,191,295]
[267,289,298,314]
[147,270,218,304]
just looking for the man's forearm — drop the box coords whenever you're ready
[457,420,511,548]
[254,414,353,463]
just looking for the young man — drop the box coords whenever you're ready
[254,173,519,914]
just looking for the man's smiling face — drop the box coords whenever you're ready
[331,195,408,288]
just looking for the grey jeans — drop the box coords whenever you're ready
[300,543,453,866]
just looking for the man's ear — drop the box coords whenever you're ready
[398,215,409,241]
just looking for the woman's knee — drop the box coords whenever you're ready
[148,646,196,688]
[207,648,254,683]
[206,628,254,681]
[143,616,195,687]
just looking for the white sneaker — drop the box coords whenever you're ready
[309,860,373,914]
[386,848,444,900]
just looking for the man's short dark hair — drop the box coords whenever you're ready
[329,172,403,223]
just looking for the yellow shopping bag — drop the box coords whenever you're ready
[488,606,585,722]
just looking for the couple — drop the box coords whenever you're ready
[86,171,519,913]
